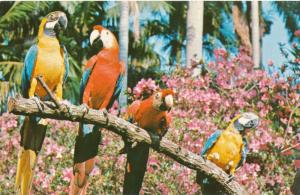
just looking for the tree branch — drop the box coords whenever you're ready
[8,96,247,194]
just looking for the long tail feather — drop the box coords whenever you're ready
[15,116,46,195]
[15,149,37,195]
[15,147,25,191]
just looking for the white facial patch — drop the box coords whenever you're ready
[238,112,259,127]
[100,29,114,48]
[153,92,163,110]
[90,30,100,45]
[165,95,174,108]
[45,21,58,29]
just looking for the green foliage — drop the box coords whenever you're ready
[273,1,300,40]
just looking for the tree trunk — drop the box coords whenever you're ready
[186,1,203,66]
[251,0,260,68]
[232,2,252,56]
[119,1,129,108]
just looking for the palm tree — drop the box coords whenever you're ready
[232,2,273,68]
[118,1,129,108]
[252,0,260,68]
[186,1,203,66]
[232,2,252,55]
[107,1,173,107]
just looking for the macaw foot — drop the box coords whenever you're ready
[225,174,235,184]
[31,96,45,112]
[100,108,109,125]
[79,103,90,118]
[59,100,72,113]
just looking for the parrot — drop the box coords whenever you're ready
[69,25,125,195]
[196,112,259,194]
[16,11,69,195]
[122,89,174,195]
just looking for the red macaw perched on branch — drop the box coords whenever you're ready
[122,89,174,195]
[70,25,125,195]
[16,11,69,195]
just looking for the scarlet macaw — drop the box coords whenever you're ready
[16,11,69,194]
[196,112,259,194]
[122,89,174,195]
[69,25,125,194]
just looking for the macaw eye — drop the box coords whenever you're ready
[48,14,58,21]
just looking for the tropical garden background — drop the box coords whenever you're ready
[0,1,300,194]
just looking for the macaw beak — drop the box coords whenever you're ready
[161,95,174,111]
[164,95,174,110]
[57,13,68,30]
[90,30,101,46]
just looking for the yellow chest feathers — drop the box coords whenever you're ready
[33,36,65,93]
[206,131,243,173]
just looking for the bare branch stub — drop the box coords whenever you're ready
[36,76,61,109]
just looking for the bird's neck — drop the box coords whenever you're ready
[103,46,119,54]
[99,47,119,58]
[38,35,60,50]
[43,28,56,37]
[225,123,240,134]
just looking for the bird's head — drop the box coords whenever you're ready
[41,11,68,37]
[230,112,259,133]
[153,89,174,111]
[90,25,118,50]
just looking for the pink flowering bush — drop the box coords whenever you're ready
[132,78,159,100]
[0,48,298,194]
[162,48,298,193]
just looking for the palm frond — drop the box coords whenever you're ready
[0,2,51,39]
[0,61,23,89]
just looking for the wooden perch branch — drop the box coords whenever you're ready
[8,96,247,194]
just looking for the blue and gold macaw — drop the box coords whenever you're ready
[196,112,259,194]
[16,11,69,195]
[70,25,125,195]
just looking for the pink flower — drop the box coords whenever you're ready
[294,29,300,37]
[274,137,285,148]
[62,167,73,182]
[267,60,274,66]
[133,78,159,99]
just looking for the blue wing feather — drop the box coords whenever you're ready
[61,45,70,84]
[79,68,92,103]
[237,137,248,168]
[107,72,124,109]
[201,130,222,157]
[21,44,38,98]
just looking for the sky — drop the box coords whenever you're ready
[262,1,290,69]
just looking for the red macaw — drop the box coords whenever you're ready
[70,25,125,195]
[122,89,174,195]
[16,11,69,194]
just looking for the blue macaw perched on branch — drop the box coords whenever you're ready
[16,11,69,195]
[196,112,259,194]
[69,25,125,195]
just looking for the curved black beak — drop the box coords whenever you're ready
[58,14,68,30]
